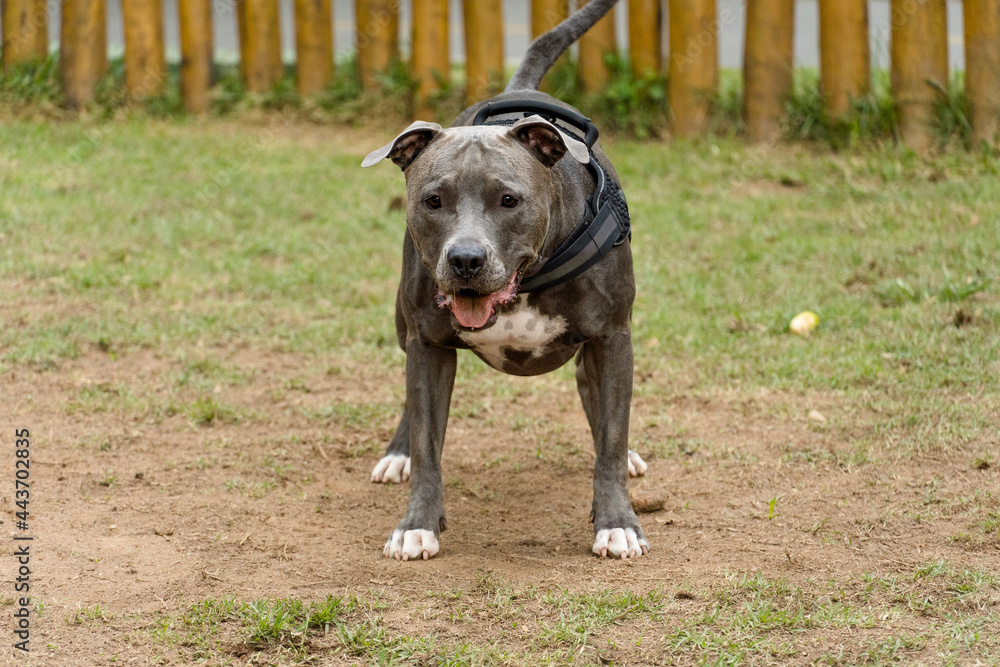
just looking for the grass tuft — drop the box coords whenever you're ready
[784,68,898,147]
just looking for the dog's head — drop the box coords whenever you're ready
[363,117,589,330]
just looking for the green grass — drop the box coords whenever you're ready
[614,138,998,457]
[2,119,998,441]
[784,68,899,147]
[124,562,998,664]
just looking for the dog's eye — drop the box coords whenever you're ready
[425,195,442,210]
[501,195,518,208]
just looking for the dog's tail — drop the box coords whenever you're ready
[505,0,619,92]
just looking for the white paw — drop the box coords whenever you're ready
[383,529,439,561]
[593,528,649,559]
[628,449,647,477]
[371,454,410,483]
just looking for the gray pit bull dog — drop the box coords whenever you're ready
[362,0,649,561]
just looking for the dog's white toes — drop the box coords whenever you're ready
[624,528,642,558]
[371,454,410,483]
[628,449,648,477]
[593,528,647,559]
[384,529,439,561]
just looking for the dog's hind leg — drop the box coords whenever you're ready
[372,288,412,484]
[371,410,410,483]
[575,352,646,478]
[575,351,597,434]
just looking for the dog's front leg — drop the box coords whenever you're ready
[383,338,456,561]
[581,330,649,559]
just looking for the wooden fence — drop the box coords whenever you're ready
[1,1,999,147]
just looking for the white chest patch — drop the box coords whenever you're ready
[459,301,567,368]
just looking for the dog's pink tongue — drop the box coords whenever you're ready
[451,293,494,329]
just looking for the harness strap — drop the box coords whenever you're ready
[472,101,631,294]
[473,99,601,148]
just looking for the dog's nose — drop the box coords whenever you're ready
[447,241,487,279]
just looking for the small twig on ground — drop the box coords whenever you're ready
[315,442,330,461]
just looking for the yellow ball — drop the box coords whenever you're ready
[789,311,819,336]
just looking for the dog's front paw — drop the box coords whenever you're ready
[371,454,410,483]
[627,449,647,477]
[593,527,649,559]
[384,529,440,561]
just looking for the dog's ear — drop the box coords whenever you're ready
[362,121,443,170]
[510,117,590,168]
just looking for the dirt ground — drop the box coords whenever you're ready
[3,340,998,663]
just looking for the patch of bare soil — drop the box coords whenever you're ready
[3,346,998,664]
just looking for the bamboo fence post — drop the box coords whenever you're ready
[295,0,334,96]
[237,0,283,93]
[411,0,449,117]
[531,0,568,90]
[96,1,108,76]
[891,0,947,150]
[178,0,213,113]
[531,0,569,37]
[356,0,399,89]
[462,0,503,104]
[743,0,794,142]
[818,0,869,119]
[578,0,616,93]
[122,0,167,99]
[2,0,49,69]
[668,0,718,138]
[60,0,106,108]
[31,0,48,58]
[964,0,1000,144]
[628,0,661,78]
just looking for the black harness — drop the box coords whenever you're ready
[471,100,631,293]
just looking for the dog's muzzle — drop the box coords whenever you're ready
[437,272,519,330]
